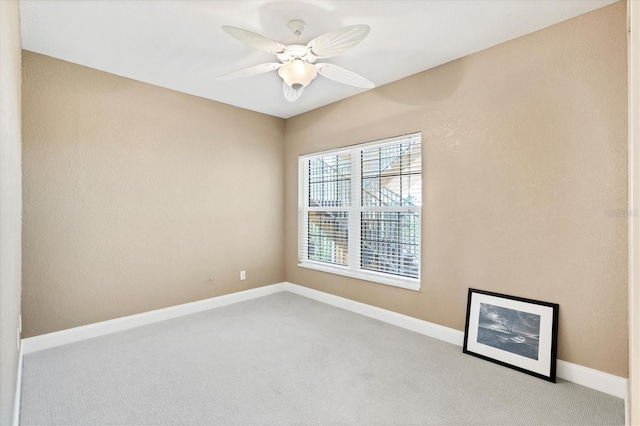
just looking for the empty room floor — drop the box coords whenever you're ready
[19,292,624,425]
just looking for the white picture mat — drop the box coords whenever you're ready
[466,292,555,377]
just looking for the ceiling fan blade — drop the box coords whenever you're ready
[217,63,282,80]
[315,63,375,88]
[307,24,370,59]
[283,81,304,102]
[222,26,285,54]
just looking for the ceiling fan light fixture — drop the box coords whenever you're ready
[278,59,317,90]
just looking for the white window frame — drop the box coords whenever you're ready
[298,133,421,291]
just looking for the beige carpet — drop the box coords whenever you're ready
[20,292,624,425]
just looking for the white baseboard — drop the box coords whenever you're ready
[283,282,464,346]
[556,360,629,401]
[18,280,628,403]
[21,282,286,354]
[284,282,628,400]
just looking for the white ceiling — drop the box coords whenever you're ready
[19,0,616,119]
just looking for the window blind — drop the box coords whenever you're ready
[299,133,421,289]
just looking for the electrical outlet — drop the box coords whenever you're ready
[240,270,246,280]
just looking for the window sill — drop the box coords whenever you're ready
[297,261,421,291]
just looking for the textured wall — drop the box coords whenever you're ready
[284,2,628,376]
[22,52,285,337]
[0,0,22,423]
[629,0,640,421]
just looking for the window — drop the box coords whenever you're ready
[298,133,422,290]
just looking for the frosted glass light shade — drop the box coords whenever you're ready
[278,59,317,90]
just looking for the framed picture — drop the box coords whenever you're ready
[463,288,559,382]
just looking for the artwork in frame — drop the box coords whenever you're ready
[463,288,559,382]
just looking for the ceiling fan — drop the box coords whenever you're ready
[218,20,375,102]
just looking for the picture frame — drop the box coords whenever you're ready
[463,288,559,382]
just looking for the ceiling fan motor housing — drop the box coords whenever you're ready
[276,45,315,63]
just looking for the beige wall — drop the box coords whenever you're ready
[285,2,628,376]
[629,0,640,421]
[0,0,22,423]
[22,52,285,337]
[21,1,628,380]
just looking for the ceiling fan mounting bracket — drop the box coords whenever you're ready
[287,20,306,37]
